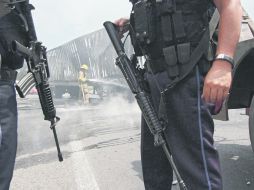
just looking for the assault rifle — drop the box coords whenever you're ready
[9,0,63,162]
[103,21,187,190]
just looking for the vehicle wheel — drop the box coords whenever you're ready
[249,96,254,152]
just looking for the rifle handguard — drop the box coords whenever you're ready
[37,81,56,121]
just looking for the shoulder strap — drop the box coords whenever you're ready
[209,9,220,38]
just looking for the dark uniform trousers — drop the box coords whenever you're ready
[141,60,223,190]
[0,80,18,190]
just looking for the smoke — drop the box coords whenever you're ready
[99,95,140,116]
[58,93,141,140]
[17,93,141,156]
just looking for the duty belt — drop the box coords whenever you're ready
[147,57,167,74]
[0,69,17,82]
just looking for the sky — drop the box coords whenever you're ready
[30,0,254,49]
[31,0,132,49]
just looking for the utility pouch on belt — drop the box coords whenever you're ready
[172,11,186,41]
[177,43,190,65]
[161,16,173,43]
[157,0,174,43]
[163,46,179,77]
[133,0,155,45]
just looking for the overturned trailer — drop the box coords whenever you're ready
[45,29,132,100]
[17,28,133,101]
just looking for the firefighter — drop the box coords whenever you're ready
[79,64,90,103]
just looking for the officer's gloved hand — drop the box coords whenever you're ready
[114,18,130,38]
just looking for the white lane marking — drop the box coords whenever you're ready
[69,140,100,190]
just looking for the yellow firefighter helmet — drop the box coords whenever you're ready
[80,64,88,70]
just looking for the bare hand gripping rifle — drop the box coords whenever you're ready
[9,0,63,162]
[103,21,187,190]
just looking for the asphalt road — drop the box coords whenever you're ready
[10,96,254,190]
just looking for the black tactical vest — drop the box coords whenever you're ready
[0,0,28,70]
[130,0,214,77]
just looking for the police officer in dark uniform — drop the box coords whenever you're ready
[115,0,242,189]
[0,1,28,189]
